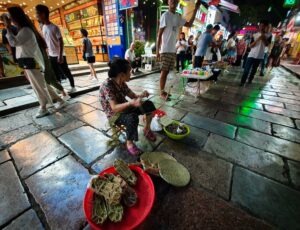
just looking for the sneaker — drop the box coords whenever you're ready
[35,108,50,118]
[62,94,71,101]
[68,87,77,93]
[56,100,68,110]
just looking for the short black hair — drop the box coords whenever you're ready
[108,57,131,78]
[80,28,88,37]
[213,24,220,31]
[35,4,50,19]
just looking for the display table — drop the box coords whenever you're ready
[180,73,214,99]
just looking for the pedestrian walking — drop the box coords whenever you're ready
[5,6,67,118]
[235,37,247,67]
[226,32,237,65]
[186,35,194,65]
[156,0,201,100]
[80,28,98,81]
[242,35,253,68]
[240,20,271,86]
[194,24,220,68]
[99,57,156,156]
[176,32,187,72]
[267,35,284,72]
[36,4,76,93]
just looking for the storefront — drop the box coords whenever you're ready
[49,0,109,63]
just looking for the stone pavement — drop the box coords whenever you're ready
[0,67,300,230]
[0,69,158,116]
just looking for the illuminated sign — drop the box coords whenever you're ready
[283,0,298,8]
[118,0,138,10]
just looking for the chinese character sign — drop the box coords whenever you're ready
[118,0,138,10]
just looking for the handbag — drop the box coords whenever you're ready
[17,58,36,69]
[87,56,95,63]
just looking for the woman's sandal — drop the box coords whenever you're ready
[127,144,143,156]
[144,129,157,142]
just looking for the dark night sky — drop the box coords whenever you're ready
[229,0,291,29]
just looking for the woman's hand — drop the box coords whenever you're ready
[130,98,142,107]
[139,90,150,98]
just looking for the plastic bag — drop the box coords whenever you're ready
[150,115,162,132]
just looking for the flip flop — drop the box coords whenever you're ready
[127,144,143,156]
[144,129,157,142]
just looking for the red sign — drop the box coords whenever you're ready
[209,0,220,6]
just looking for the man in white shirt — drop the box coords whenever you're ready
[36,5,76,93]
[157,0,201,100]
[241,20,271,86]
[125,42,140,74]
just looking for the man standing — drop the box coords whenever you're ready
[125,42,141,74]
[36,5,76,93]
[241,20,271,86]
[157,0,201,100]
[194,24,220,68]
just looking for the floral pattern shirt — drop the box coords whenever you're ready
[99,78,133,119]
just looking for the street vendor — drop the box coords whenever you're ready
[99,57,157,156]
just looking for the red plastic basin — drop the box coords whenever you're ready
[83,165,155,230]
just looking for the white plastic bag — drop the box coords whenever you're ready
[150,115,162,132]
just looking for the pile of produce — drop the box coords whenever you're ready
[140,152,190,187]
[90,159,138,225]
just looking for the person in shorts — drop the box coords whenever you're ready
[80,28,98,81]
[157,0,201,100]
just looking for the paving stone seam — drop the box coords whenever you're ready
[239,106,295,128]
[5,148,50,230]
[0,207,32,230]
[21,153,70,180]
[235,127,300,163]
[0,124,41,150]
[205,133,291,186]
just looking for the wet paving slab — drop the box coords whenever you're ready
[59,126,111,164]
[141,186,272,230]
[52,120,85,137]
[10,131,69,178]
[272,124,300,144]
[204,134,287,183]
[285,103,300,112]
[232,167,300,230]
[288,160,300,189]
[265,105,300,119]
[79,110,110,132]
[183,113,237,139]
[0,161,30,226]
[25,156,90,230]
[0,149,10,163]
[237,128,300,162]
[2,209,44,230]
[215,111,272,134]
[158,139,232,199]
[63,102,95,117]
[32,112,75,130]
[239,107,294,127]
[0,124,40,149]
[0,112,33,135]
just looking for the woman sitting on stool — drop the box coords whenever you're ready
[99,57,156,156]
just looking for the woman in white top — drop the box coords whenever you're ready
[176,32,187,72]
[5,6,66,118]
